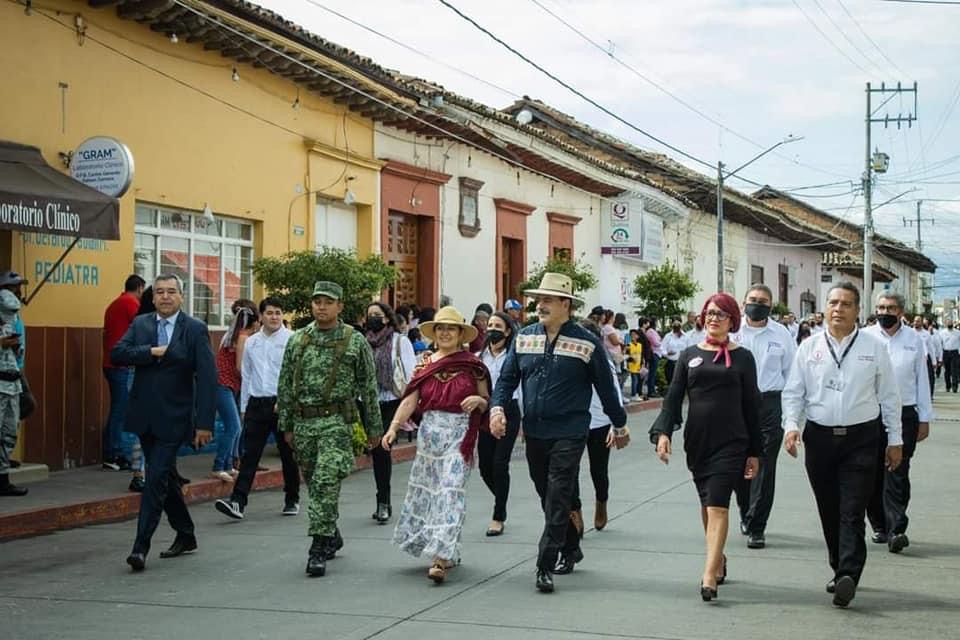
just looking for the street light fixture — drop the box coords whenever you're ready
[715,135,804,292]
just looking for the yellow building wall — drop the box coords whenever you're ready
[0,0,379,329]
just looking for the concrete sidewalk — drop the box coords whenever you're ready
[2,394,958,639]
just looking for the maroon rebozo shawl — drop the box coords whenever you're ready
[401,350,491,464]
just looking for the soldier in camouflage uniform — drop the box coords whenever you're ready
[277,281,382,577]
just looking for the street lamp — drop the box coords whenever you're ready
[716,135,804,292]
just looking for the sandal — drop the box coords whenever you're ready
[428,561,446,583]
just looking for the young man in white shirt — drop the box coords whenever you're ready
[864,293,932,555]
[810,311,826,334]
[216,297,299,520]
[731,284,796,550]
[940,320,959,392]
[782,282,903,608]
[660,321,687,387]
[782,312,799,339]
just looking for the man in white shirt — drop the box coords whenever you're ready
[929,323,944,386]
[684,317,706,349]
[216,297,299,520]
[810,311,826,334]
[864,294,931,555]
[782,312,799,339]
[731,284,796,550]
[940,320,959,392]
[661,321,687,387]
[782,282,903,608]
[911,315,936,398]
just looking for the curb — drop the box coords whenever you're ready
[0,443,418,542]
[626,398,663,414]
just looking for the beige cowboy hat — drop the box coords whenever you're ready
[419,306,479,345]
[522,272,584,303]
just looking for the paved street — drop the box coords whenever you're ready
[3,396,960,640]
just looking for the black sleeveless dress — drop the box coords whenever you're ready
[650,345,763,507]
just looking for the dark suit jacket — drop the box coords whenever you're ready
[111,311,217,443]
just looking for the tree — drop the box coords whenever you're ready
[252,248,396,328]
[632,262,700,323]
[517,253,599,310]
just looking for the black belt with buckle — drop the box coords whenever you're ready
[809,418,878,436]
[298,402,354,420]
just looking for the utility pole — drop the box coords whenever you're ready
[863,81,917,313]
[903,200,935,252]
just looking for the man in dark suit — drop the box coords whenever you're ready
[111,273,217,571]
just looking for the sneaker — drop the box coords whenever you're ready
[102,458,121,471]
[215,498,244,520]
[282,501,300,516]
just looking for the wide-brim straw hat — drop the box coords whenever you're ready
[523,272,584,303]
[419,306,479,345]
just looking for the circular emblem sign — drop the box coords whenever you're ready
[70,136,134,198]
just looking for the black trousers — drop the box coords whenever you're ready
[477,399,521,522]
[664,359,677,387]
[526,435,587,570]
[232,396,300,508]
[735,392,784,535]
[867,406,919,536]
[926,357,936,400]
[571,425,612,511]
[944,350,959,391]
[803,419,880,584]
[370,399,400,504]
[133,433,194,554]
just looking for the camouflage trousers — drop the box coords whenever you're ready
[0,393,19,474]
[291,417,355,537]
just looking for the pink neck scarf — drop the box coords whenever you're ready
[706,336,732,368]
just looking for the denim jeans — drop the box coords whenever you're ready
[630,372,643,397]
[103,367,131,460]
[213,385,242,472]
[646,354,661,397]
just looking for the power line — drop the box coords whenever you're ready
[791,0,870,74]
[811,0,886,75]
[836,0,906,76]
[436,0,717,172]
[526,0,852,181]
[879,0,960,5]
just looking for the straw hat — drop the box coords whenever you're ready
[419,306,479,345]
[522,272,584,303]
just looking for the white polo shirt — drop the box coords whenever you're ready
[940,327,960,351]
[782,327,903,446]
[865,324,934,422]
[928,329,943,362]
[661,332,688,362]
[684,328,706,348]
[732,319,796,393]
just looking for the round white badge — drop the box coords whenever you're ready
[688,356,703,368]
[71,136,135,198]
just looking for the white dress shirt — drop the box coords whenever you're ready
[379,333,417,402]
[810,324,826,335]
[685,328,706,348]
[915,327,932,360]
[240,326,292,412]
[929,329,944,362]
[661,332,687,362]
[732,319,796,393]
[865,324,934,422]
[782,327,903,446]
[481,345,521,402]
[940,328,960,351]
[785,321,799,338]
[589,359,623,429]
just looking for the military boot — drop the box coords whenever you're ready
[325,528,344,560]
[305,536,327,577]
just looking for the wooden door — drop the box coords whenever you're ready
[387,211,419,307]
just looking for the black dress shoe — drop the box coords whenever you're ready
[888,533,909,554]
[832,575,856,607]
[374,503,391,524]
[306,536,327,577]
[0,482,28,496]
[554,556,575,575]
[700,582,718,602]
[159,538,197,558]
[536,568,554,593]
[826,579,836,594]
[128,476,145,493]
[126,552,146,572]
[747,533,766,549]
[871,531,888,544]
[325,529,344,560]
[739,521,749,536]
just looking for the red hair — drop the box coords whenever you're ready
[700,292,741,333]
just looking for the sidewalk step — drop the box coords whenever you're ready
[8,463,49,485]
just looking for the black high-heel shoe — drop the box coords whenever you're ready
[700,582,718,602]
[716,554,727,585]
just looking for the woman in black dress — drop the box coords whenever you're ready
[649,292,762,602]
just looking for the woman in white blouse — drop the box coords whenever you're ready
[365,302,417,524]
[476,311,522,536]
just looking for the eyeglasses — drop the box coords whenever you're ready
[705,310,731,320]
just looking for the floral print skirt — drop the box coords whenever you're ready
[392,410,470,561]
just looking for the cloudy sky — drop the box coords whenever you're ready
[257,0,960,294]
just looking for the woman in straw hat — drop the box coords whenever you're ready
[382,306,492,583]
[648,292,761,602]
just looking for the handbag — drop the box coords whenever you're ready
[19,371,37,420]
[391,335,408,397]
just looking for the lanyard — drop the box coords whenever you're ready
[825,330,858,369]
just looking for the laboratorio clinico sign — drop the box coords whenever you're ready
[70,136,135,198]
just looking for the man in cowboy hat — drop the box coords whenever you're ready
[276,280,382,577]
[491,272,629,593]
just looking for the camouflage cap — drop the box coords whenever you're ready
[311,280,343,300]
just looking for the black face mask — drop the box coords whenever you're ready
[365,317,385,333]
[876,314,899,329]
[486,329,506,345]
[744,303,771,322]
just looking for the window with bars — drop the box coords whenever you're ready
[134,203,254,327]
